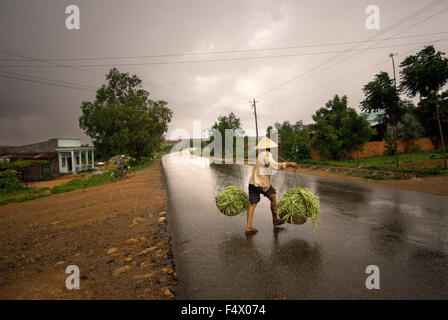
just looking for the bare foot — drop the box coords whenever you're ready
[273,217,285,226]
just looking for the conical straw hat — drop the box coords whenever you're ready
[255,136,278,150]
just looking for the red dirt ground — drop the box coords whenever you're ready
[0,160,176,299]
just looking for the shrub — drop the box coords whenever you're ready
[0,169,24,194]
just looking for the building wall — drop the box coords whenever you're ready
[50,157,59,176]
[57,139,81,148]
[21,166,45,181]
[2,139,59,154]
[58,150,94,174]
[310,137,435,160]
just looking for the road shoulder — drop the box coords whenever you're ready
[284,166,448,196]
[0,160,177,299]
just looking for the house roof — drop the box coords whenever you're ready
[0,152,58,160]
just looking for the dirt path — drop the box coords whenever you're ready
[23,174,78,189]
[0,160,176,299]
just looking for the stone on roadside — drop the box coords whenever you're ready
[143,288,151,297]
[112,265,131,277]
[162,288,174,298]
[132,217,146,224]
[138,246,157,256]
[162,266,173,274]
[107,247,118,255]
[124,238,139,244]
[158,217,166,223]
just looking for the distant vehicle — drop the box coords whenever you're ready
[96,162,105,167]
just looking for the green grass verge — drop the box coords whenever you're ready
[301,150,447,176]
[345,172,409,181]
[0,188,49,206]
[0,147,172,205]
[51,148,170,195]
[51,170,113,194]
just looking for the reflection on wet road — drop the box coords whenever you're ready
[162,155,448,299]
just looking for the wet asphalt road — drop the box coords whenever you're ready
[162,154,448,299]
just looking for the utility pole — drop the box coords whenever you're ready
[389,52,399,168]
[251,98,259,143]
[389,52,398,88]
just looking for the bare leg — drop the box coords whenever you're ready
[246,203,257,232]
[268,194,282,225]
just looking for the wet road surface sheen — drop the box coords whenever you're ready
[162,155,448,299]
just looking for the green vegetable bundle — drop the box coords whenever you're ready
[275,188,320,228]
[215,186,250,216]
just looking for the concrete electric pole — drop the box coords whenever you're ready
[389,52,398,88]
[251,98,259,143]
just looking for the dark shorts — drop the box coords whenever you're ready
[248,184,276,204]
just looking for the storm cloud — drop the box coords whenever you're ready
[1,0,447,145]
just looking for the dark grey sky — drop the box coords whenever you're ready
[1,0,447,145]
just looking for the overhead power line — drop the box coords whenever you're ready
[1,31,447,62]
[1,39,448,68]
[250,0,448,101]
[0,72,96,92]
[267,34,448,109]
[0,70,219,110]
[0,49,219,101]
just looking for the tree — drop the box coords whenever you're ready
[312,119,342,159]
[341,109,376,166]
[211,112,242,135]
[361,72,408,166]
[272,121,310,161]
[210,112,243,151]
[79,68,173,162]
[400,45,448,168]
[415,90,448,147]
[311,95,374,160]
[398,117,424,153]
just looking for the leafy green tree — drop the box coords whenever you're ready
[79,68,173,162]
[312,120,342,159]
[361,72,409,166]
[210,112,243,151]
[311,95,374,160]
[400,45,448,168]
[415,90,448,147]
[272,121,310,161]
[340,109,376,166]
[211,112,242,135]
[398,117,424,152]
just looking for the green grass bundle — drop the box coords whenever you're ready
[276,188,320,228]
[215,186,250,216]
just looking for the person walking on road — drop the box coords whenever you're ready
[246,136,297,235]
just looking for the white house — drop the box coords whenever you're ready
[0,138,94,175]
